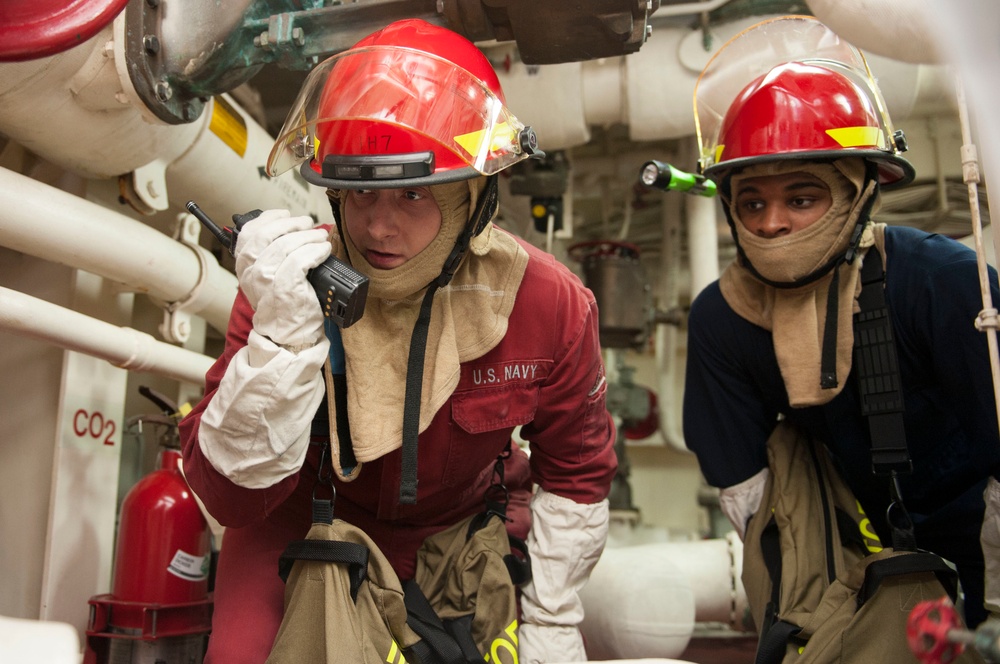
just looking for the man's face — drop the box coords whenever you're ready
[343,187,443,269]
[732,171,833,238]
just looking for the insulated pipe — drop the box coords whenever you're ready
[654,185,721,452]
[579,543,696,660]
[497,14,949,154]
[0,15,331,217]
[686,194,720,299]
[654,533,748,628]
[0,287,213,385]
[655,194,688,452]
[579,535,748,660]
[0,166,237,334]
[805,0,941,65]
[0,24,203,179]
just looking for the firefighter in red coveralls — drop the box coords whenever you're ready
[178,18,617,664]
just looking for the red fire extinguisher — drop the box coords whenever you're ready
[84,386,213,664]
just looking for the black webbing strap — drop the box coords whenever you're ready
[755,619,800,664]
[398,177,500,505]
[854,249,911,476]
[754,519,799,664]
[402,579,479,664]
[332,373,357,472]
[819,261,844,388]
[277,539,369,602]
[399,285,440,504]
[856,551,958,608]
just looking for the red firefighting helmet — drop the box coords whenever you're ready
[694,15,914,189]
[266,19,541,189]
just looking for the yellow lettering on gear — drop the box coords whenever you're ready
[485,619,519,663]
[855,499,883,553]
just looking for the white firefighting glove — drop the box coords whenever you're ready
[981,476,1000,616]
[198,210,331,489]
[519,489,609,664]
[234,209,332,352]
[719,467,769,540]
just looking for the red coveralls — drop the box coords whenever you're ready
[179,233,618,663]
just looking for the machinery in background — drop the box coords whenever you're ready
[84,387,213,664]
[0,0,657,127]
[569,240,654,351]
[568,240,671,512]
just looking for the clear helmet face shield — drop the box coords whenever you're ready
[693,15,913,187]
[266,46,539,188]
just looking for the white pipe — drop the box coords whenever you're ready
[955,81,1000,435]
[0,287,213,385]
[654,186,720,451]
[0,167,237,334]
[0,14,331,221]
[499,15,951,153]
[580,535,748,660]
[805,0,941,65]
[686,194,720,300]
[653,533,748,628]
[0,24,203,180]
[656,194,687,452]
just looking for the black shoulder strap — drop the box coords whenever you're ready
[853,248,911,476]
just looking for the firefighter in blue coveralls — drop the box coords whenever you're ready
[681,16,1000,627]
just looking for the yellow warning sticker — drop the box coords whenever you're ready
[454,122,516,157]
[210,96,248,157]
[826,126,884,149]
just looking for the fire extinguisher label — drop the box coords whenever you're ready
[168,550,210,582]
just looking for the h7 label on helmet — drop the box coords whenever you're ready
[359,134,393,152]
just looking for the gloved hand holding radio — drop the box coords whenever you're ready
[234,209,332,352]
[198,209,331,489]
[519,489,610,664]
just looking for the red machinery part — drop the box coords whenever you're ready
[624,388,660,440]
[0,0,129,62]
[907,598,967,664]
[567,239,642,263]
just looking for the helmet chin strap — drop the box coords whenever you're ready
[721,161,881,389]
[398,174,498,504]
[327,176,500,504]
